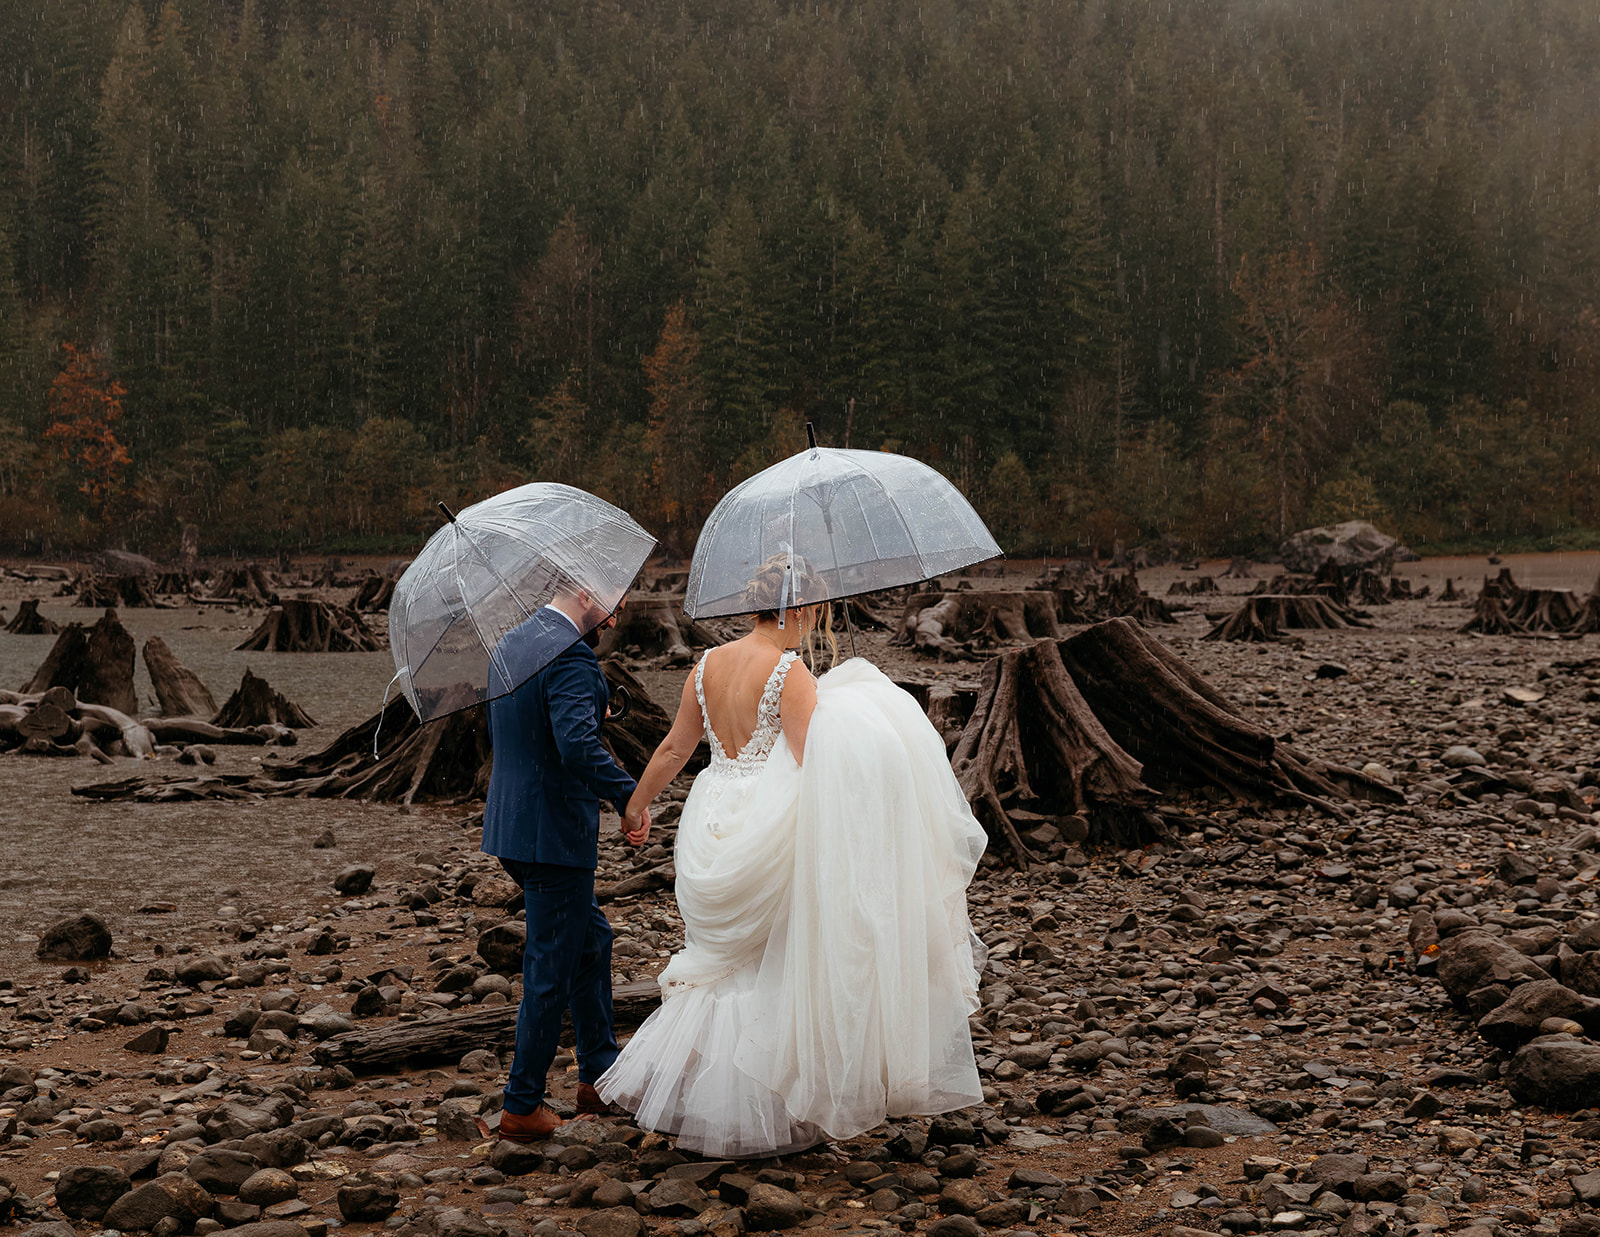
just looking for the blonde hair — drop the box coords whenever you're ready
[743,553,839,672]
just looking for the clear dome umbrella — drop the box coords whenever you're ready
[686,427,1000,635]
[388,483,657,723]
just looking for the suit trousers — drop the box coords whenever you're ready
[498,858,620,1114]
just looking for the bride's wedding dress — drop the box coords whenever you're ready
[596,650,987,1157]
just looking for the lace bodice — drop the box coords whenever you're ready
[695,649,799,778]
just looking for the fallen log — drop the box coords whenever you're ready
[891,590,1060,657]
[311,979,662,1072]
[212,668,316,728]
[142,636,218,718]
[236,598,385,652]
[143,718,273,746]
[5,599,59,635]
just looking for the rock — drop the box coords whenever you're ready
[1352,1173,1406,1202]
[218,1225,310,1237]
[1570,1170,1600,1205]
[648,1178,709,1216]
[435,1096,482,1141]
[1510,1038,1600,1109]
[938,1180,989,1216]
[237,1170,298,1206]
[1442,746,1487,767]
[174,954,229,985]
[1303,1153,1368,1192]
[336,1176,399,1223]
[125,1025,171,1054]
[576,1209,645,1237]
[489,1140,542,1175]
[1479,979,1600,1049]
[1435,930,1551,1005]
[203,1096,294,1141]
[1438,1126,1483,1154]
[926,1112,976,1146]
[926,1218,984,1237]
[1279,520,1405,574]
[743,1183,806,1230]
[55,1165,132,1220]
[333,865,375,895]
[186,1148,263,1195]
[104,1172,215,1232]
[36,912,112,961]
[477,921,527,972]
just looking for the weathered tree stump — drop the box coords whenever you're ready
[892,590,1060,658]
[152,570,198,595]
[4,599,59,635]
[1441,578,1463,602]
[1167,576,1219,596]
[76,575,157,608]
[595,593,722,667]
[951,640,1151,862]
[213,668,316,728]
[142,637,218,718]
[1203,595,1373,642]
[351,575,396,613]
[1461,569,1586,635]
[206,564,279,606]
[1461,594,1523,635]
[1221,557,1256,579]
[24,609,138,715]
[1101,571,1177,624]
[236,598,385,652]
[1355,570,1391,607]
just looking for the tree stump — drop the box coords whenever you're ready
[891,590,1060,657]
[206,564,279,606]
[142,637,218,718]
[25,609,138,715]
[1101,571,1177,624]
[1203,595,1373,642]
[594,593,721,667]
[76,575,157,608]
[351,575,396,613]
[1221,557,1255,579]
[236,599,385,652]
[600,658,707,778]
[4,600,59,635]
[1461,569,1586,635]
[213,668,316,728]
[1355,570,1391,607]
[1167,576,1219,596]
[950,640,1151,862]
[1441,578,1463,602]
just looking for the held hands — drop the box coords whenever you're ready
[622,803,651,846]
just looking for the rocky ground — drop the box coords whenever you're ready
[7,555,1600,1237]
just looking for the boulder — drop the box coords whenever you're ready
[477,921,527,973]
[1279,520,1408,574]
[1478,980,1600,1049]
[337,1175,399,1223]
[103,1172,214,1232]
[186,1148,263,1195]
[54,1165,132,1220]
[1509,1037,1600,1109]
[1436,931,1550,1006]
[576,1210,644,1237]
[743,1183,806,1230]
[36,912,112,961]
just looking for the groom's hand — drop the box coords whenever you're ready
[623,805,651,846]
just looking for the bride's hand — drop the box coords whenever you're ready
[623,804,651,846]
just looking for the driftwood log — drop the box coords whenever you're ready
[351,575,396,612]
[595,593,721,667]
[0,684,154,759]
[1203,594,1374,643]
[23,609,139,716]
[213,668,316,728]
[311,980,661,1072]
[237,599,385,652]
[4,600,59,635]
[943,618,1402,863]
[142,636,218,717]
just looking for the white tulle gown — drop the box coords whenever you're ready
[595,651,987,1157]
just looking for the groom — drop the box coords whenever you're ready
[482,582,649,1140]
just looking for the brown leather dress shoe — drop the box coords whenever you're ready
[575,1083,617,1116]
[496,1104,562,1143]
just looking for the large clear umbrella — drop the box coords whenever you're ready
[686,429,1000,633]
[388,483,656,723]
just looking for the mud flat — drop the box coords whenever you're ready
[1,556,1599,1237]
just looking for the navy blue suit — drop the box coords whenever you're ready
[482,607,637,1114]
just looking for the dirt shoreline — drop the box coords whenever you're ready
[1,553,1598,1237]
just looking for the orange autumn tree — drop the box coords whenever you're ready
[43,343,132,526]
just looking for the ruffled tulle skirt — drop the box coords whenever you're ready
[596,659,986,1157]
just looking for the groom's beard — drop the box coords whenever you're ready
[582,627,601,649]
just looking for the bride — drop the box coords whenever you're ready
[595,559,987,1157]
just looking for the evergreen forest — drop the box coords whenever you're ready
[2,0,1599,558]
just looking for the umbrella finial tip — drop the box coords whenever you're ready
[805,421,818,450]
[437,501,457,523]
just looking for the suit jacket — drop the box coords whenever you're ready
[481,608,637,869]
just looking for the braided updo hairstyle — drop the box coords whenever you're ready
[741,553,838,671]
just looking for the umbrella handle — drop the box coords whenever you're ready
[607,683,632,723]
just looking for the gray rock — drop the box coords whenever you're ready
[1436,930,1551,1005]
[203,1097,293,1142]
[336,1176,399,1223]
[488,1140,542,1175]
[1303,1153,1368,1192]
[576,1209,644,1237]
[1125,1104,1278,1137]
[1510,1038,1600,1109]
[1478,979,1600,1049]
[174,955,229,985]
[36,912,112,961]
[648,1178,708,1216]
[927,1218,984,1237]
[477,921,526,973]
[743,1183,805,1230]
[333,865,375,895]
[55,1165,132,1220]
[104,1173,214,1232]
[1442,746,1486,768]
[237,1170,297,1207]
[435,1096,482,1141]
